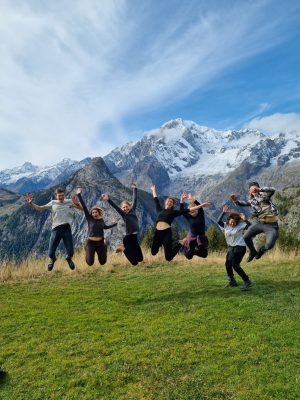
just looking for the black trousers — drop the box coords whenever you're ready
[123,234,143,266]
[85,239,107,266]
[225,245,249,281]
[151,228,181,261]
[48,224,74,262]
[183,236,208,260]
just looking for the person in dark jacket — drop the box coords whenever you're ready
[101,183,143,266]
[180,192,210,259]
[76,188,117,266]
[231,181,279,262]
[218,205,252,290]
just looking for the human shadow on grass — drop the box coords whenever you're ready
[135,280,300,304]
[0,369,8,386]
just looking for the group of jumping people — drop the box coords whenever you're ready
[25,180,279,290]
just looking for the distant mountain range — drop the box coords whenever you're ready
[0,157,91,193]
[0,118,299,262]
[103,118,300,196]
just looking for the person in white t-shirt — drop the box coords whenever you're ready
[217,205,252,291]
[26,188,81,271]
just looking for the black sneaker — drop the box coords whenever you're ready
[48,260,55,271]
[66,258,75,270]
[255,247,266,260]
[246,252,257,262]
[226,278,238,287]
[241,280,252,291]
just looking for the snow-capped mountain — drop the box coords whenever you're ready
[104,118,300,195]
[0,157,91,193]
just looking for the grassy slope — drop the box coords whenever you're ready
[0,254,299,400]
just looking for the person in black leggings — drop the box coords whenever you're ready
[101,184,143,266]
[180,192,210,259]
[150,186,204,261]
[76,188,117,266]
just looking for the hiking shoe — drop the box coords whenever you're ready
[240,280,252,291]
[246,252,257,262]
[66,258,75,270]
[47,261,55,271]
[255,247,266,260]
[226,278,238,287]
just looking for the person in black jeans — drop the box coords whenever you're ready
[180,192,210,259]
[101,184,143,266]
[76,188,117,266]
[25,188,81,271]
[217,205,252,291]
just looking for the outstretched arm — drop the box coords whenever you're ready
[101,193,125,217]
[188,201,210,212]
[230,193,250,207]
[104,216,119,230]
[25,193,51,211]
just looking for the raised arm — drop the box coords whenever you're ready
[76,188,89,218]
[101,193,125,217]
[217,205,228,228]
[131,183,137,210]
[150,185,162,212]
[25,193,51,211]
[239,213,251,229]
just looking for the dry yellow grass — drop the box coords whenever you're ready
[0,246,299,283]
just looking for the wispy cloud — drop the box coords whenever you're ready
[245,112,300,135]
[1,0,300,168]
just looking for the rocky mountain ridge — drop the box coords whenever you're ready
[0,157,91,194]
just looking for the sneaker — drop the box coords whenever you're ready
[255,247,266,260]
[47,259,55,271]
[240,280,252,291]
[66,258,75,270]
[226,278,238,287]
[246,252,257,262]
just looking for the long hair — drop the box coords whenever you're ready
[90,207,103,218]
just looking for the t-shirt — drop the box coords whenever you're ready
[44,199,75,229]
[221,222,247,247]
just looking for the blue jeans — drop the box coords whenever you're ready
[244,221,279,254]
[48,224,74,261]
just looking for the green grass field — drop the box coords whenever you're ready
[0,255,299,400]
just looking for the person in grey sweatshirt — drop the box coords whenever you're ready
[217,205,252,290]
[230,181,279,262]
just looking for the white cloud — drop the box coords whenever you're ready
[245,113,300,135]
[0,0,300,169]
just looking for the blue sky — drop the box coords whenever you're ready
[1,0,300,169]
